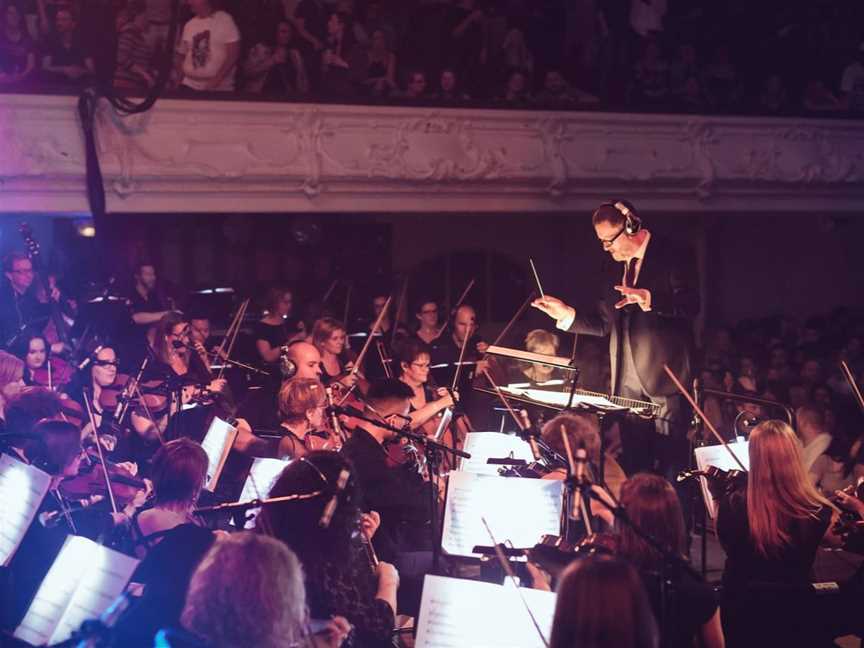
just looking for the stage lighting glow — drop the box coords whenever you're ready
[75,219,96,238]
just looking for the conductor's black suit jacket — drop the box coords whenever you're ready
[565,236,700,399]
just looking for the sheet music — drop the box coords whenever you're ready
[459,433,535,476]
[200,417,239,492]
[14,535,139,645]
[694,439,750,519]
[442,472,563,558]
[238,457,291,529]
[0,455,52,566]
[416,575,556,648]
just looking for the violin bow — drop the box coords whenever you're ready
[321,279,339,307]
[342,281,354,334]
[489,290,537,351]
[841,361,864,413]
[437,278,476,339]
[391,274,410,346]
[350,295,393,379]
[450,325,472,393]
[82,389,119,515]
[663,364,747,472]
[217,298,250,381]
[133,382,165,446]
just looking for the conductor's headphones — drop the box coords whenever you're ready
[595,200,642,237]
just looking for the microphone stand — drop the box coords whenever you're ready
[331,404,470,574]
[193,490,325,517]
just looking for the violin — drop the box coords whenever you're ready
[59,449,148,508]
[29,356,75,391]
[97,373,168,418]
[527,532,619,578]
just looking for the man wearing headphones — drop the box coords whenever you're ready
[532,200,699,477]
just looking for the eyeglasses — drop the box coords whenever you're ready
[599,226,626,249]
[94,360,119,367]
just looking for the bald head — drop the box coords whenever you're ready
[453,305,477,346]
[287,341,322,380]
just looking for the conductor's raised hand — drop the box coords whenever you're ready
[531,295,574,321]
[614,286,651,312]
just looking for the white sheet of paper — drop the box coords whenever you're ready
[442,472,563,558]
[238,457,291,529]
[14,535,139,645]
[0,455,51,566]
[200,417,238,492]
[694,439,749,519]
[415,574,556,648]
[459,432,535,476]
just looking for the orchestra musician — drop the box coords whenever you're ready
[0,350,26,421]
[0,252,60,354]
[362,292,408,380]
[254,285,305,374]
[397,337,455,432]
[312,316,358,389]
[275,378,336,457]
[284,340,325,380]
[259,451,397,648]
[518,329,565,384]
[413,297,441,345]
[128,262,173,363]
[0,386,65,463]
[532,200,699,479]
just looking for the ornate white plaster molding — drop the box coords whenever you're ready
[1,93,863,213]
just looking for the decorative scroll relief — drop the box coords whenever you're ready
[1,93,864,213]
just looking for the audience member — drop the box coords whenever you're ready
[629,37,668,107]
[114,1,156,90]
[796,404,832,472]
[397,68,428,101]
[243,19,308,95]
[840,42,864,113]
[362,28,395,97]
[320,11,362,98]
[0,2,37,85]
[174,0,241,92]
[499,68,531,106]
[40,7,94,84]
[434,67,469,103]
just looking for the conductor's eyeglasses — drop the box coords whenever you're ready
[600,227,626,249]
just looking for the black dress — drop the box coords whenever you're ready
[717,490,832,647]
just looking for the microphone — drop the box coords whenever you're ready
[39,495,105,528]
[171,339,186,350]
[518,409,541,461]
[319,468,350,529]
[78,345,104,370]
[570,444,588,520]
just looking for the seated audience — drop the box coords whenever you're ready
[0,1,37,86]
[839,42,864,113]
[796,403,832,471]
[243,20,308,96]
[550,554,659,648]
[174,0,241,92]
[397,68,429,101]
[181,532,351,648]
[434,67,470,103]
[114,1,157,90]
[362,28,396,97]
[499,68,532,106]
[41,7,94,84]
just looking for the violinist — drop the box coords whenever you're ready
[363,293,408,380]
[16,332,73,390]
[616,474,724,648]
[340,379,434,615]
[130,438,210,556]
[276,377,336,457]
[413,297,441,345]
[254,285,305,371]
[539,412,628,500]
[150,312,226,401]
[717,420,840,646]
[312,316,358,389]
[285,340,324,380]
[63,345,119,434]
[0,350,26,421]
[3,420,107,631]
[397,338,455,432]
[259,451,398,648]
[0,386,64,462]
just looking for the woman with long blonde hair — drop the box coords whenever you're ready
[717,419,837,646]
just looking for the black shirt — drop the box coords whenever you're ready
[294,0,327,42]
[641,570,718,648]
[0,280,48,350]
[717,489,832,590]
[340,427,432,561]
